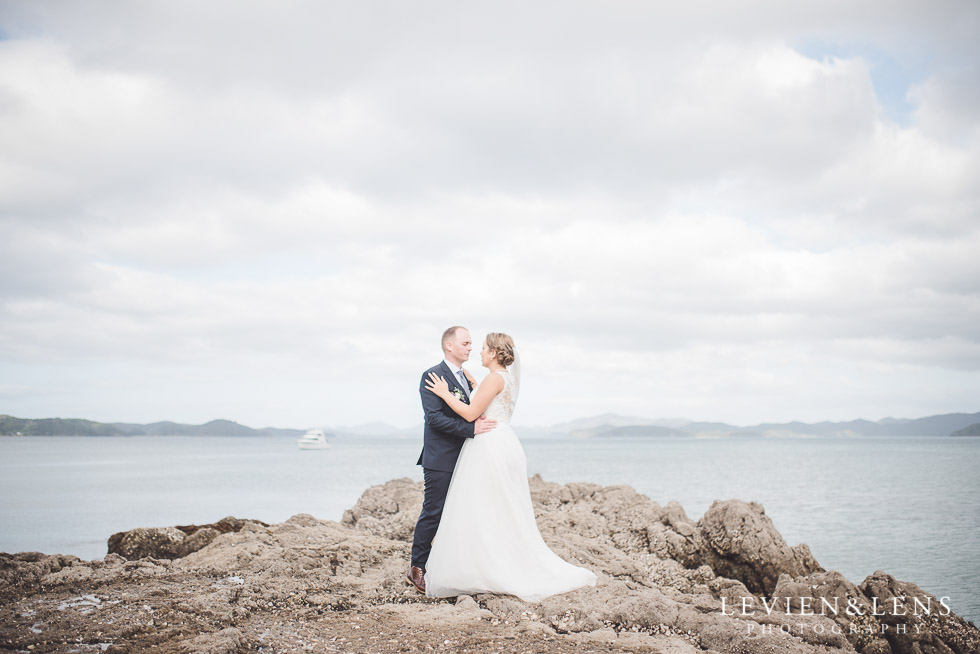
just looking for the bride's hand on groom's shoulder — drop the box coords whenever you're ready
[425,372,450,398]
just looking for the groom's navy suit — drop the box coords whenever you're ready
[411,361,475,569]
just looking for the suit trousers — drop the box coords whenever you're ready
[410,468,453,569]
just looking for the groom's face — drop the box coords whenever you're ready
[446,328,472,365]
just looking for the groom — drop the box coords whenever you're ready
[407,325,496,593]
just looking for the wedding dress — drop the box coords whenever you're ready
[424,368,597,602]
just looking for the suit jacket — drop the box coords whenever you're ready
[417,361,475,472]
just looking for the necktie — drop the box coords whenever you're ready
[457,370,470,398]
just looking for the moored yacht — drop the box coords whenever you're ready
[296,428,329,449]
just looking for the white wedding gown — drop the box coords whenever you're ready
[424,369,597,602]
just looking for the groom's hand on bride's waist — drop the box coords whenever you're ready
[475,416,497,434]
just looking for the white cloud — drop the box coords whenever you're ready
[0,1,977,427]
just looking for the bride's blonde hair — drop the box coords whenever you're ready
[485,333,516,367]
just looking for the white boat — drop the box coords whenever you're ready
[297,428,329,450]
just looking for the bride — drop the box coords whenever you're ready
[422,332,597,602]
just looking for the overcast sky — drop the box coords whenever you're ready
[1,1,977,430]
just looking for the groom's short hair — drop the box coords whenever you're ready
[442,326,466,352]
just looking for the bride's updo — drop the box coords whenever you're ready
[485,332,516,367]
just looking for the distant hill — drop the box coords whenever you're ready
[562,412,980,438]
[569,424,684,439]
[0,416,126,436]
[334,412,980,439]
[3,411,978,438]
[952,423,980,436]
[735,413,980,437]
[553,413,664,431]
[0,415,305,437]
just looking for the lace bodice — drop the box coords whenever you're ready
[482,369,516,423]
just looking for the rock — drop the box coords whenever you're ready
[283,513,320,527]
[859,570,978,654]
[42,563,94,586]
[0,552,79,591]
[342,477,423,541]
[773,570,892,653]
[108,516,266,561]
[175,626,242,654]
[707,576,757,607]
[180,527,220,557]
[175,516,268,536]
[1,477,977,654]
[107,526,187,560]
[696,499,823,594]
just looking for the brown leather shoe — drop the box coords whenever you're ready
[407,566,426,593]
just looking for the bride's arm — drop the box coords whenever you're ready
[425,372,504,422]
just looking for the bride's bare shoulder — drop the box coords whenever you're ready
[482,371,506,390]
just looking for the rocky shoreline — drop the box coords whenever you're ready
[1,477,977,653]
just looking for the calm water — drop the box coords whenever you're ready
[1,435,977,623]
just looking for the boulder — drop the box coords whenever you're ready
[175,515,267,535]
[773,570,892,653]
[107,526,187,560]
[859,570,978,654]
[342,477,424,541]
[108,516,267,560]
[696,499,823,594]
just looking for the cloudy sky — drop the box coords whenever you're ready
[0,1,977,430]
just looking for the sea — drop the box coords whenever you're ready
[1,434,977,624]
